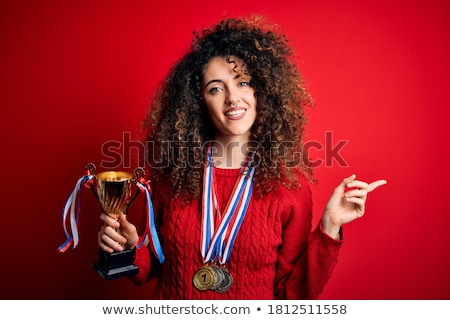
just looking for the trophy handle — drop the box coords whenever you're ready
[85,163,99,200]
[85,162,97,174]
[133,167,145,181]
[125,167,145,212]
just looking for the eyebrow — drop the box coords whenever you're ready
[203,79,222,88]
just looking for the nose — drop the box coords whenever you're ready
[226,87,240,107]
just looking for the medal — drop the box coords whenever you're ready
[194,144,255,293]
[210,265,225,291]
[213,267,233,293]
[193,266,217,291]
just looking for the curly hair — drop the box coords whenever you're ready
[142,15,314,202]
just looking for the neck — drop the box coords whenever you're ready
[211,134,251,169]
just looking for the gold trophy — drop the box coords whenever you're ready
[86,163,143,280]
[58,163,164,280]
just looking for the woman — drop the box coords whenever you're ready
[97,15,386,299]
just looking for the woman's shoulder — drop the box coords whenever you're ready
[277,167,312,196]
[259,167,313,208]
[255,169,312,225]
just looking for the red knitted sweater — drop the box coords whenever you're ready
[131,167,342,299]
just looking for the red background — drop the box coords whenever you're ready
[1,0,449,299]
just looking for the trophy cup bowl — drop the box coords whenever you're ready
[95,170,135,221]
[88,164,141,280]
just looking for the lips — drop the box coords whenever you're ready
[224,107,246,120]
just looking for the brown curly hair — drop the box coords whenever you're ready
[142,15,314,202]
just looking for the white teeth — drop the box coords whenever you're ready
[225,109,245,116]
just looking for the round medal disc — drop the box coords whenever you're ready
[193,266,217,291]
[214,267,233,293]
[210,265,225,291]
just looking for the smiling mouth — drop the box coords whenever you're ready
[224,108,246,117]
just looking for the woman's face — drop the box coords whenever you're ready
[201,56,257,143]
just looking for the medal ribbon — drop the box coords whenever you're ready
[200,145,255,265]
[135,178,165,263]
[57,169,94,252]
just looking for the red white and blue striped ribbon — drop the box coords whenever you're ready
[201,145,255,265]
[57,173,94,252]
[135,179,165,263]
[219,168,254,263]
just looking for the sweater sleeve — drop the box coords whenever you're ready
[129,243,151,286]
[274,176,343,299]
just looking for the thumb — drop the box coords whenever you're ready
[118,213,132,229]
[118,213,138,242]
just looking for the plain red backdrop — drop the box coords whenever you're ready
[1,0,449,299]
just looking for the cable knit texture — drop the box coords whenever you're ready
[131,167,342,299]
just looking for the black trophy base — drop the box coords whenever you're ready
[93,247,139,280]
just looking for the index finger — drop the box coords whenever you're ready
[367,180,387,192]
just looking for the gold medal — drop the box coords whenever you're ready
[193,266,217,291]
